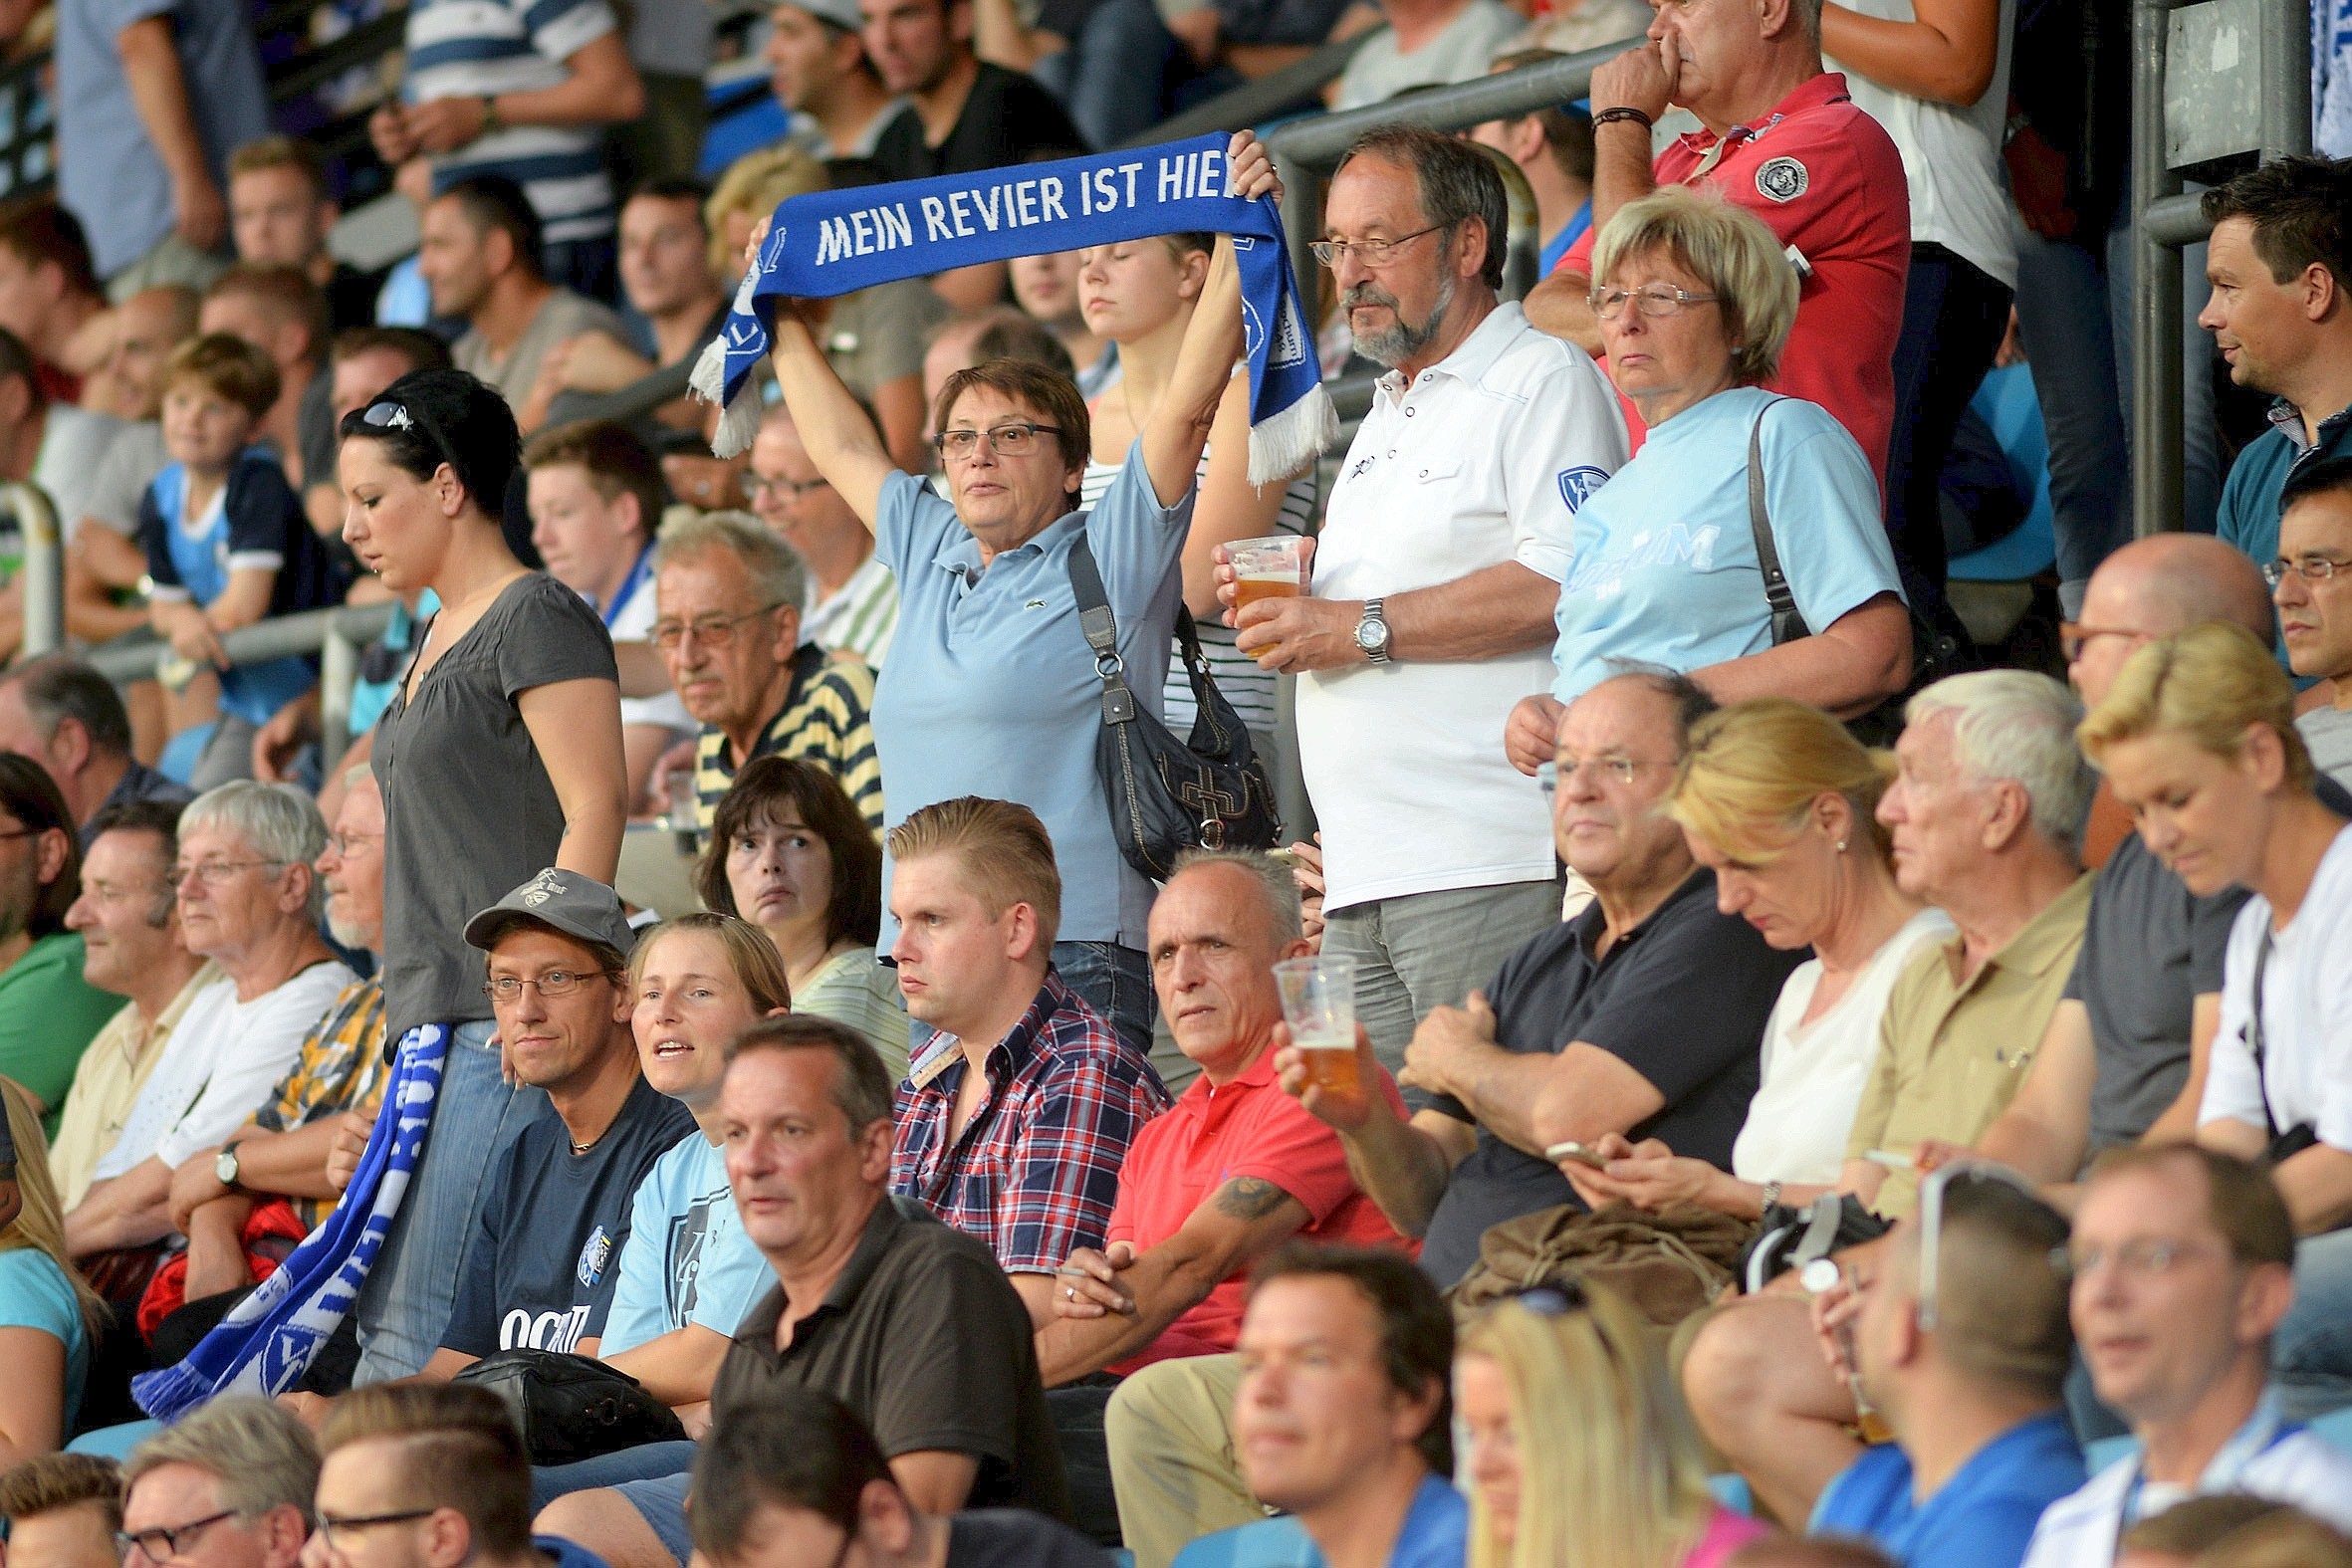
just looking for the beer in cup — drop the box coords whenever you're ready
[1274,956,1358,1096]
[1229,534,1306,610]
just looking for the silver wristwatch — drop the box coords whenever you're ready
[214,1141,244,1188]
[1354,597,1392,665]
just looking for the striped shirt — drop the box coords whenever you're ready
[891,972,1171,1273]
[805,555,900,670]
[692,643,885,832]
[251,976,390,1231]
[1078,449,1317,735]
[403,0,619,245]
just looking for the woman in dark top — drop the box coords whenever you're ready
[335,366,627,1381]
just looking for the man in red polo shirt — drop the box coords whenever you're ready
[1525,0,1909,493]
[1036,850,1411,1388]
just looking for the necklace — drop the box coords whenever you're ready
[569,1130,604,1156]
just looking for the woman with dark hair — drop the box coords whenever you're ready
[699,756,907,1079]
[335,365,627,1382]
[0,754,122,1133]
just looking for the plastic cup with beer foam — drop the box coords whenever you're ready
[1228,535,1306,611]
[1274,956,1359,1098]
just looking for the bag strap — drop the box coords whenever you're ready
[2247,924,2280,1140]
[1747,397,1810,646]
[1067,532,1137,726]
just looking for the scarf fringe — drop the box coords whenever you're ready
[689,336,767,461]
[1248,383,1339,488]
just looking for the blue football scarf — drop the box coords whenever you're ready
[691,134,1335,485]
[132,1023,449,1420]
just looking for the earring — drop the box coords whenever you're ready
[1835,839,1847,852]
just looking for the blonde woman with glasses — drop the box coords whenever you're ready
[1458,1279,1768,1568]
[1505,187,1912,776]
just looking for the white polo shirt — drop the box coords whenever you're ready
[2020,1422,2352,1568]
[1296,302,1627,913]
[2201,825,2352,1147]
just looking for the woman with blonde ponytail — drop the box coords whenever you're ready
[1563,698,1951,1222]
[0,1079,105,1459]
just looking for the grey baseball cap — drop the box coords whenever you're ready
[779,0,865,32]
[463,868,637,959]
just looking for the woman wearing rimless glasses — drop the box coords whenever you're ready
[335,366,627,1376]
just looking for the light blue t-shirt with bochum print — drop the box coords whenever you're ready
[1547,385,1904,704]
[599,1130,774,1355]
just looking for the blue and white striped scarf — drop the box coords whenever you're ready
[691,133,1334,486]
[131,1023,449,1421]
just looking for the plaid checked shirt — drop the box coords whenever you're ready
[890,973,1171,1273]
[251,975,389,1230]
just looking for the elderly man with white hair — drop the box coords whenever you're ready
[1675,669,2098,1528]
[64,782,353,1262]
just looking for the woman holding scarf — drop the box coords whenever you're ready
[753,131,1280,1055]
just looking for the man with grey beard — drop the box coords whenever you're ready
[1213,123,1628,1104]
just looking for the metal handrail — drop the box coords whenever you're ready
[1117,28,1385,147]
[86,598,396,685]
[6,482,60,656]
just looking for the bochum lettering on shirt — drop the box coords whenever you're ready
[813,145,1235,266]
[503,1303,594,1353]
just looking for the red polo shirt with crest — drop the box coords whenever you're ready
[1558,71,1911,486]
[1103,1046,1414,1373]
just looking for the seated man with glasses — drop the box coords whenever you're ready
[2272,461,2352,789]
[285,869,692,1422]
[65,784,353,1276]
[315,1385,608,1568]
[1807,1163,2084,1568]
[118,1397,317,1568]
[649,509,881,836]
[746,403,899,671]
[2020,1147,2352,1566]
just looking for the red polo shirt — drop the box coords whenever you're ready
[1558,72,1911,486]
[1104,1046,1414,1373]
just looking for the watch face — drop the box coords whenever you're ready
[1356,617,1387,651]
[215,1149,237,1184]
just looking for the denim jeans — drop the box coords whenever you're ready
[1884,242,2015,618]
[1053,940,1155,1061]
[1320,877,1565,1112]
[531,1441,699,1512]
[1032,0,1185,149]
[352,1018,554,1382]
[2272,1228,2352,1421]
[2013,225,2133,614]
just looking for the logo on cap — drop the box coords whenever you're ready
[521,869,570,908]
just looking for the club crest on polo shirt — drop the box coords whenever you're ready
[1756,157,1809,203]
[1557,465,1610,513]
[578,1225,613,1288]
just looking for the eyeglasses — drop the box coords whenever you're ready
[2263,556,2352,588]
[315,1509,436,1552]
[116,1510,239,1562]
[1309,224,1448,270]
[170,858,284,888]
[1916,1161,2050,1331]
[2058,622,2148,662]
[932,422,1061,462]
[649,604,786,651]
[328,831,381,857]
[0,825,43,842]
[483,969,611,1003]
[748,473,831,504]
[1587,285,1722,321]
[1544,754,1676,790]
[2062,1235,2227,1280]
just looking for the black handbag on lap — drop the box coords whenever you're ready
[452,1349,686,1464]
[1067,532,1282,879]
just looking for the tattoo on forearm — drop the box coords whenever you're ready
[1214,1177,1292,1222]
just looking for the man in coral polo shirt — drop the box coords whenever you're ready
[1036,850,1412,1390]
[1525,0,1909,492]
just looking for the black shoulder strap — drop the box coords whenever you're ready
[1067,532,1136,725]
[1747,397,1811,645]
[2248,924,2279,1140]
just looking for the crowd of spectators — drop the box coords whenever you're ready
[0,0,2344,1566]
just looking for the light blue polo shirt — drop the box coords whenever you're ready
[1549,386,1903,702]
[871,439,1190,949]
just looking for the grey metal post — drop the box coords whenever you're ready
[5,482,62,657]
[2131,0,2186,537]
[320,614,360,774]
[2258,0,2313,160]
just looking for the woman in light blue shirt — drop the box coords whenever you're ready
[1504,188,1914,776]
[0,1081,100,1460]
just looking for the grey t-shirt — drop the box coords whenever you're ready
[2070,830,2247,1154]
[33,404,125,535]
[78,421,167,536]
[2299,707,2352,794]
[946,1511,1113,1567]
[372,572,617,1038]
[454,290,630,416]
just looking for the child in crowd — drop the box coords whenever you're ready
[137,334,342,791]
